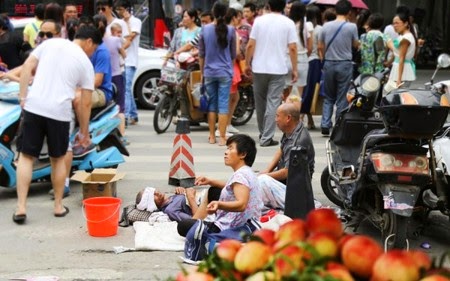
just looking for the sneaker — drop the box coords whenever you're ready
[226,125,239,134]
[321,127,330,136]
[73,143,96,157]
[49,186,71,199]
[215,130,233,138]
[184,220,207,261]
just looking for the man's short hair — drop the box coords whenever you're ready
[243,2,256,13]
[268,0,285,13]
[200,10,214,20]
[115,0,131,9]
[335,0,352,15]
[74,24,103,45]
[35,3,46,20]
[42,19,62,34]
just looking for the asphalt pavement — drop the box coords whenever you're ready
[0,69,449,280]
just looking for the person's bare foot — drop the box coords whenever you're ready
[218,137,227,146]
[208,136,216,144]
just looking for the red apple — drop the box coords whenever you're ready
[307,232,339,258]
[306,208,344,238]
[274,219,307,250]
[409,250,432,271]
[234,241,271,275]
[371,250,420,281]
[341,235,383,278]
[273,244,306,278]
[338,233,355,252]
[253,229,276,246]
[215,239,242,262]
[326,261,348,271]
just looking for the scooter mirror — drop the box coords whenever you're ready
[437,53,450,69]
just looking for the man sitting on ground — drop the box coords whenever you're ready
[258,102,315,212]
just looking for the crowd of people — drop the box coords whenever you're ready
[1,0,423,262]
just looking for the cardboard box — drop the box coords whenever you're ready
[71,169,125,200]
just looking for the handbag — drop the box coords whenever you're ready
[199,79,209,112]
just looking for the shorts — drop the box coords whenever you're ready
[18,110,70,158]
[92,89,106,108]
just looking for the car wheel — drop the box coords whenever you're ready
[134,70,160,109]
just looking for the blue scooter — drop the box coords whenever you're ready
[0,80,129,188]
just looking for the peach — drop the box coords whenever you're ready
[371,250,420,281]
[341,235,383,278]
[253,229,276,246]
[409,250,432,271]
[325,268,355,281]
[245,271,277,281]
[215,239,242,262]
[234,241,271,275]
[307,232,339,258]
[306,208,344,238]
[273,244,306,278]
[420,275,450,281]
[274,219,307,250]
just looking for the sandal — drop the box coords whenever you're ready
[13,213,27,224]
[208,136,216,144]
[54,206,70,217]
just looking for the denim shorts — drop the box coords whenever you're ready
[204,76,232,114]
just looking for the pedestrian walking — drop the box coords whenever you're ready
[245,0,298,147]
[13,25,101,224]
[318,0,358,136]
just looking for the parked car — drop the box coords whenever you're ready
[132,47,168,109]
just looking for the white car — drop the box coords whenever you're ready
[132,47,168,109]
[10,17,35,38]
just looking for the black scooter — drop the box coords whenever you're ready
[321,70,449,249]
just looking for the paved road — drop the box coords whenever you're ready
[0,69,449,280]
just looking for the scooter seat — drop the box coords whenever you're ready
[91,101,116,122]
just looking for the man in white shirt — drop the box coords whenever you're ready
[245,0,298,147]
[115,0,142,125]
[13,25,101,224]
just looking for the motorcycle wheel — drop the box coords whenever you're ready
[231,85,254,126]
[320,167,345,208]
[153,95,174,134]
[381,210,408,250]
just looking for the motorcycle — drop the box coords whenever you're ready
[421,53,450,220]
[320,64,450,249]
[0,80,129,188]
[152,53,254,134]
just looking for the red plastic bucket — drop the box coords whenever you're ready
[83,197,122,237]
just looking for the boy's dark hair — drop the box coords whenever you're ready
[96,0,113,7]
[226,134,257,167]
[367,13,384,30]
[268,0,286,13]
[115,0,131,10]
[35,3,46,20]
[243,2,256,13]
[74,24,103,45]
[78,15,94,26]
[335,0,352,16]
[323,7,336,22]
[200,10,214,21]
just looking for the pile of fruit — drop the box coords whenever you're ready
[174,209,450,281]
